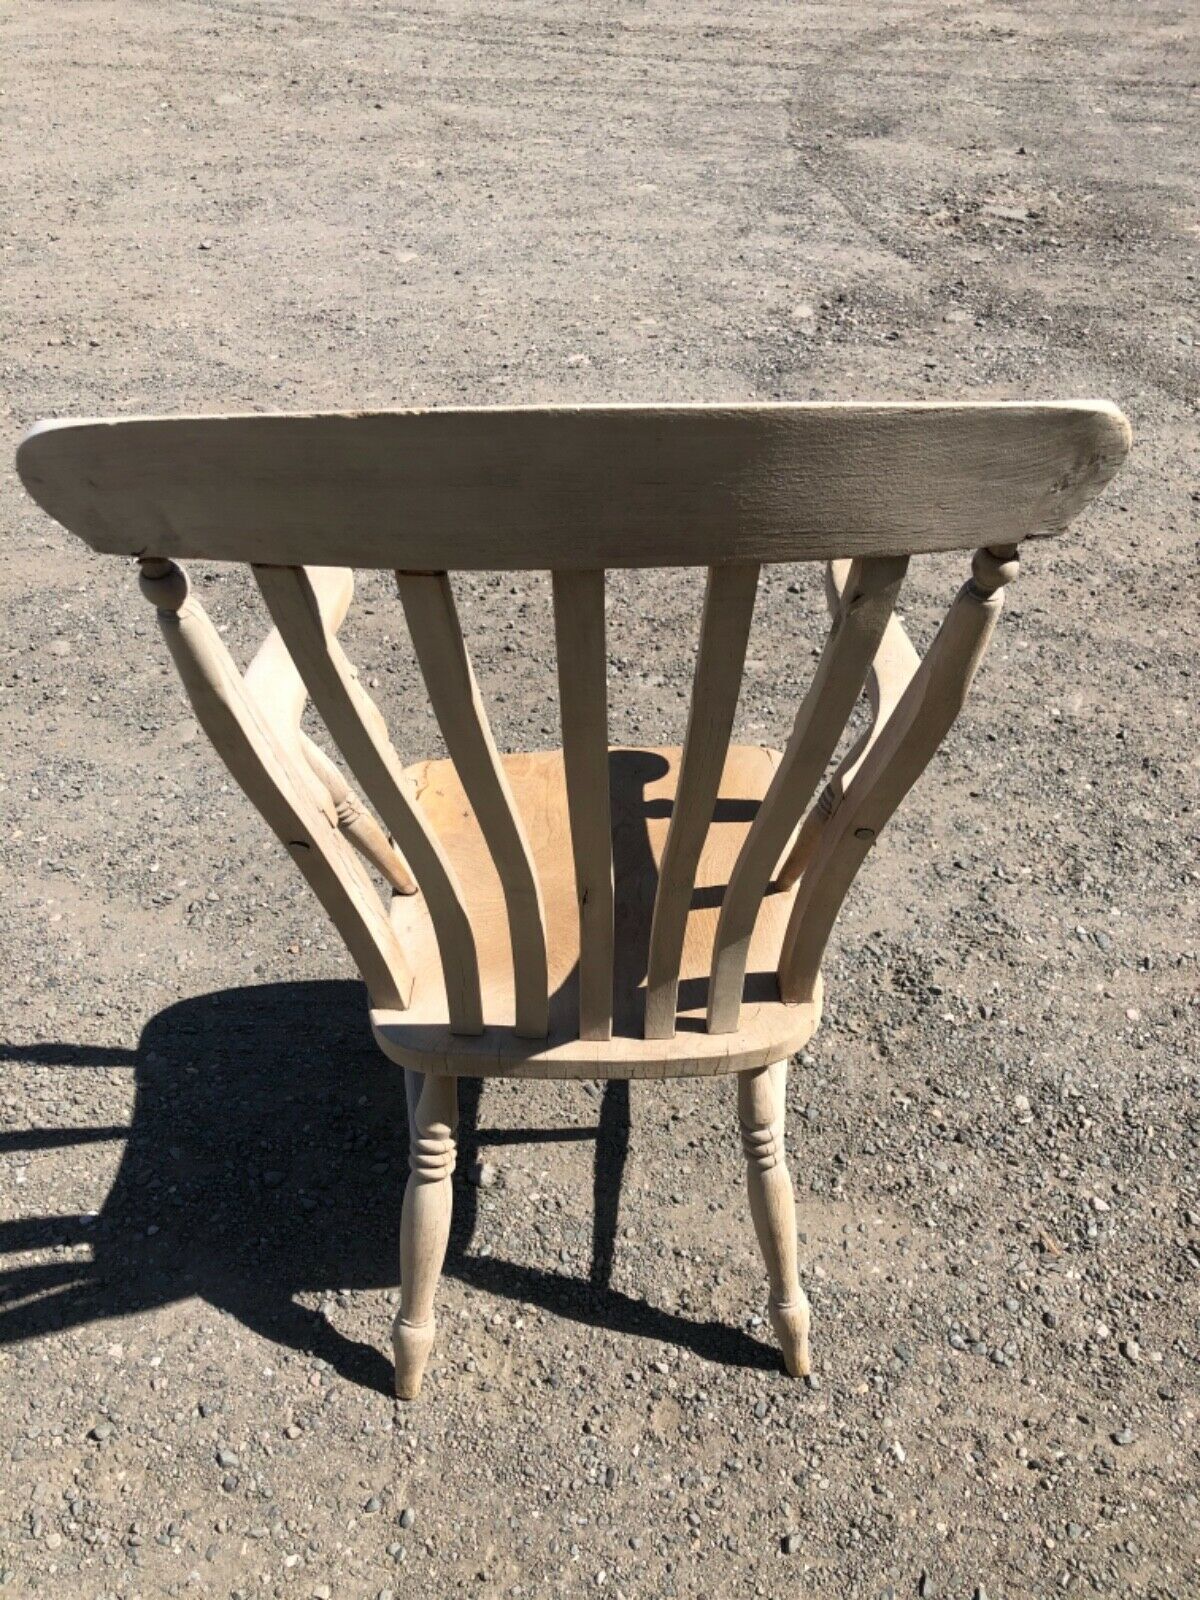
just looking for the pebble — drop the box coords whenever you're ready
[1120,1338,1140,1364]
[364,1495,382,1514]
[1112,1427,1134,1446]
[780,1531,801,1555]
[470,1159,498,1187]
[89,1421,114,1442]
[398,1507,416,1529]
[215,1447,239,1468]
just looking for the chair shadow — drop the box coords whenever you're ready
[0,748,782,1393]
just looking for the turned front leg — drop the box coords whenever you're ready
[739,1060,811,1378]
[394,1069,458,1399]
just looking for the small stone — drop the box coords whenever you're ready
[753,1399,768,1419]
[1120,1338,1141,1364]
[313,1587,332,1600]
[1067,1522,1085,1541]
[89,1421,114,1442]
[398,1507,415,1530]
[804,1373,821,1391]
[285,1424,302,1439]
[364,1495,382,1514]
[469,1160,498,1187]
[215,1448,239,1469]
[975,1588,989,1600]
[889,1439,906,1463]
[780,1532,801,1555]
[1111,1427,1134,1446]
[948,1331,967,1351]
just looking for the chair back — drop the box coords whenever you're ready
[18,402,1129,1040]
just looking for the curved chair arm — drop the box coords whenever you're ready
[775,559,921,890]
[137,558,413,1010]
[244,567,416,896]
[779,545,1019,1003]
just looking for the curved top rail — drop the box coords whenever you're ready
[17,401,1129,570]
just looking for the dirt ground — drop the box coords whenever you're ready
[2,2,1197,1597]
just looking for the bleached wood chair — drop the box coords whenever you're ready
[17,401,1129,1398]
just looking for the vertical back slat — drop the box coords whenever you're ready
[397,570,549,1040]
[552,570,614,1041]
[706,555,909,1034]
[254,563,484,1035]
[643,562,760,1040]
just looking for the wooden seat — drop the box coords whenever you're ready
[16,399,1130,1399]
[373,745,821,1078]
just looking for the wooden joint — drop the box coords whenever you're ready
[137,556,190,612]
[969,544,1020,598]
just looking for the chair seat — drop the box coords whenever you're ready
[371,745,822,1079]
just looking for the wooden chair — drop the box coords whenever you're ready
[17,401,1129,1398]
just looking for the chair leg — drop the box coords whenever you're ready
[738,1059,811,1378]
[393,1069,458,1400]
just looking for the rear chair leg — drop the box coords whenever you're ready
[738,1059,811,1378]
[393,1069,458,1399]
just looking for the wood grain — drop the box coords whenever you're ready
[706,555,908,1033]
[643,562,759,1039]
[243,565,416,895]
[776,559,921,890]
[18,402,1130,569]
[372,746,822,1078]
[398,571,549,1040]
[253,563,484,1034]
[779,548,1019,1005]
[138,559,411,1011]
[552,569,615,1042]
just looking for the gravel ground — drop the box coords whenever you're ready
[2,2,1197,1598]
